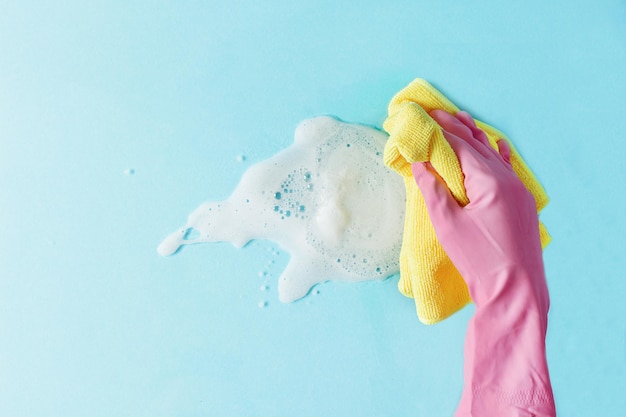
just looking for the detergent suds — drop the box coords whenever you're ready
[158,116,406,302]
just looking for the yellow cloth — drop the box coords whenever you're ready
[383,79,550,325]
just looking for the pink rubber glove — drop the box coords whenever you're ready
[412,110,556,417]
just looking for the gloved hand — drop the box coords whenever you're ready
[412,109,556,416]
[412,110,546,301]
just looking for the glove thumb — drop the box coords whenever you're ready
[411,162,461,225]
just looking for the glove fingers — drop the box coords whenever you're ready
[429,109,474,143]
[455,111,497,157]
[497,139,513,166]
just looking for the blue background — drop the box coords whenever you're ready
[2,1,625,416]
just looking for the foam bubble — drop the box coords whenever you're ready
[158,116,406,302]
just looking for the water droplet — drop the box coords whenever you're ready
[274,192,282,200]
[274,205,279,211]
[304,172,311,181]
[260,284,269,291]
[299,205,306,212]
[306,183,314,191]
[285,210,291,217]
[258,301,268,308]
[236,154,246,162]
[124,168,135,175]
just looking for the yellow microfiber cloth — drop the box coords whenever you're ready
[383,79,550,324]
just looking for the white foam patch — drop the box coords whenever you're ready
[158,116,406,302]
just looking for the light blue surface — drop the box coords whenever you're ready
[2,1,625,415]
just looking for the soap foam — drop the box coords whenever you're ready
[158,116,406,302]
